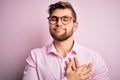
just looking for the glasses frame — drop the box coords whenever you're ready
[48,15,73,25]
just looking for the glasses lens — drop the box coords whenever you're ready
[61,16,72,24]
[48,16,57,24]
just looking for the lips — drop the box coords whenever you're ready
[54,27,64,32]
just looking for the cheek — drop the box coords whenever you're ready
[65,27,73,33]
[66,24,74,31]
[49,24,56,28]
[49,25,54,30]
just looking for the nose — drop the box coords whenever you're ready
[56,18,63,26]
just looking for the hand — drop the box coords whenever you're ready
[65,57,92,80]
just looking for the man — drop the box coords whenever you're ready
[23,1,109,80]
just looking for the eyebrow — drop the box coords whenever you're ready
[50,15,72,17]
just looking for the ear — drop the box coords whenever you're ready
[73,22,78,32]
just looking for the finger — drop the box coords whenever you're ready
[82,63,92,74]
[82,67,92,75]
[68,57,76,71]
[64,61,68,71]
[65,60,69,66]
[83,73,92,80]
[65,61,73,74]
[81,64,87,70]
[65,60,69,71]
[81,63,92,71]
[87,63,92,69]
[74,57,80,69]
[77,64,87,72]
[78,72,91,80]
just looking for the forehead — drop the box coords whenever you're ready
[51,9,72,17]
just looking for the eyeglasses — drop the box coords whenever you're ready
[48,16,73,25]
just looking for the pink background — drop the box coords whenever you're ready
[0,0,120,80]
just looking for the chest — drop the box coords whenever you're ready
[36,55,65,80]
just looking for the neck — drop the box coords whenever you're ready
[53,36,74,57]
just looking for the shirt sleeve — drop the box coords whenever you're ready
[23,50,39,80]
[92,52,110,80]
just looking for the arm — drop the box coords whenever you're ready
[23,51,39,80]
[92,53,110,80]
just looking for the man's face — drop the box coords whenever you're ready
[48,9,78,41]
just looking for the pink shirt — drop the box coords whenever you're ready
[23,42,110,80]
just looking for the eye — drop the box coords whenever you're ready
[62,16,70,21]
[51,16,58,21]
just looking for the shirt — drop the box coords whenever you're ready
[23,42,110,80]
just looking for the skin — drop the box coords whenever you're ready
[65,57,92,80]
[49,8,92,80]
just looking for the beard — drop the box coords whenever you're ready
[49,27,74,41]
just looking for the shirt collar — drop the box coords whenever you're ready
[46,41,79,55]
[47,41,58,54]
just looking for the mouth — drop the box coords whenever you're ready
[54,27,65,32]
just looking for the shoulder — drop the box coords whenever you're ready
[28,42,52,60]
[26,46,46,61]
[30,46,47,57]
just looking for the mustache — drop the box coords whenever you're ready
[53,27,66,30]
